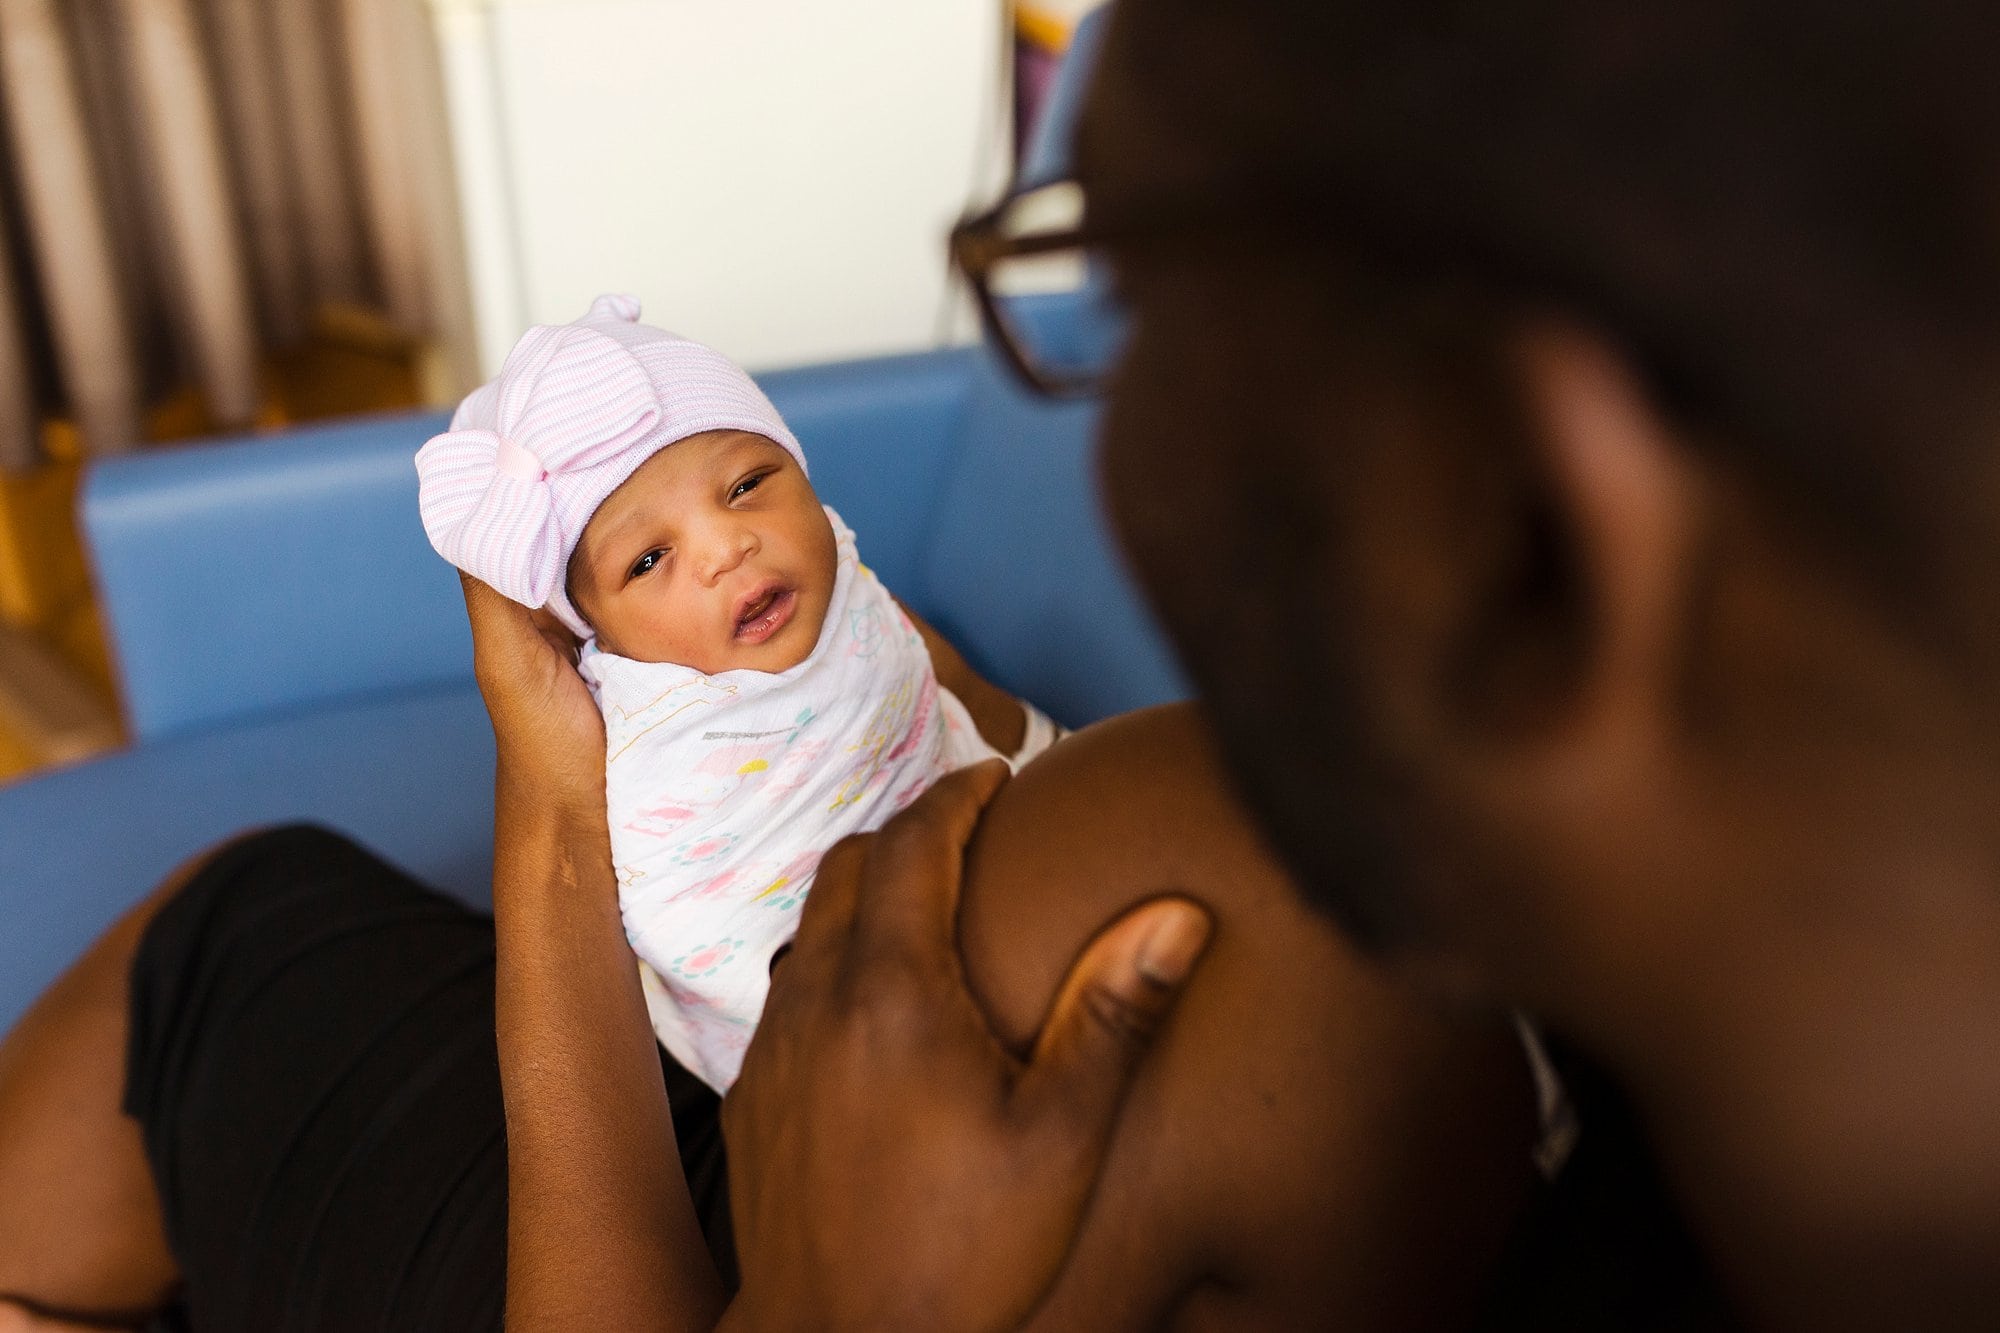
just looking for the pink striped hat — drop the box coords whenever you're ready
[415,294,805,640]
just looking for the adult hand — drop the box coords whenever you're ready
[459,572,606,821]
[724,760,1214,1332]
[470,569,725,1328]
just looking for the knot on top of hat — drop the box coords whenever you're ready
[585,292,643,324]
[414,320,664,622]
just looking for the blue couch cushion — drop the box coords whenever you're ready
[914,347,1188,727]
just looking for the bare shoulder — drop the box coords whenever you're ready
[958,703,1536,1329]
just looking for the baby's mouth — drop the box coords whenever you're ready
[733,584,797,645]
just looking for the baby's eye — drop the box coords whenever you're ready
[730,472,768,501]
[630,549,667,579]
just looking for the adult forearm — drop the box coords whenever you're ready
[492,780,728,1331]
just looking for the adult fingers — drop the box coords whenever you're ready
[527,604,583,665]
[1010,895,1212,1154]
[781,832,870,976]
[458,568,515,633]
[848,760,1011,965]
[458,571,541,682]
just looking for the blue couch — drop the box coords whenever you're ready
[0,322,1191,1038]
[0,7,1166,1037]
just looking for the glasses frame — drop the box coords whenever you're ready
[956,171,1735,475]
[949,180,1111,400]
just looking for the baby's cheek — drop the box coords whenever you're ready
[804,506,839,579]
[615,601,722,671]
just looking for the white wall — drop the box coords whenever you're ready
[427,0,1009,377]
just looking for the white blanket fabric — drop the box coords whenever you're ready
[580,509,999,1090]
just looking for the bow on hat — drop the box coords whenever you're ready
[415,298,664,633]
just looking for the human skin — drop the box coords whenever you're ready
[471,571,1533,1329]
[567,429,838,673]
[1075,3,2000,1323]
[950,705,1534,1327]
[0,866,194,1330]
[568,426,1027,753]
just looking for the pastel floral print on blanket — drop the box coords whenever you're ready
[670,938,744,980]
[587,515,1005,1090]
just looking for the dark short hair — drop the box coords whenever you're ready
[1084,0,2000,620]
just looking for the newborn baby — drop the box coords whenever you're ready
[417,295,1058,1089]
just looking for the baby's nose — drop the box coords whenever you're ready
[695,522,756,584]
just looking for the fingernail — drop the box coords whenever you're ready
[1136,902,1210,987]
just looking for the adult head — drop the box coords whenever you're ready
[1076,0,2000,1322]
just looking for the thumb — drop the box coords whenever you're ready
[1010,895,1212,1149]
[460,570,553,676]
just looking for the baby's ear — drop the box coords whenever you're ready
[585,293,642,323]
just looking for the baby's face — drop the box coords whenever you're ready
[568,430,836,672]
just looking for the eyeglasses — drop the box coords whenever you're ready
[949,179,1129,400]
[955,171,1744,466]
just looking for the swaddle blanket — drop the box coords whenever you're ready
[580,508,997,1090]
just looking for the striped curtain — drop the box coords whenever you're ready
[0,0,471,469]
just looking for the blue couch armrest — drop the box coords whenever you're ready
[83,347,978,743]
